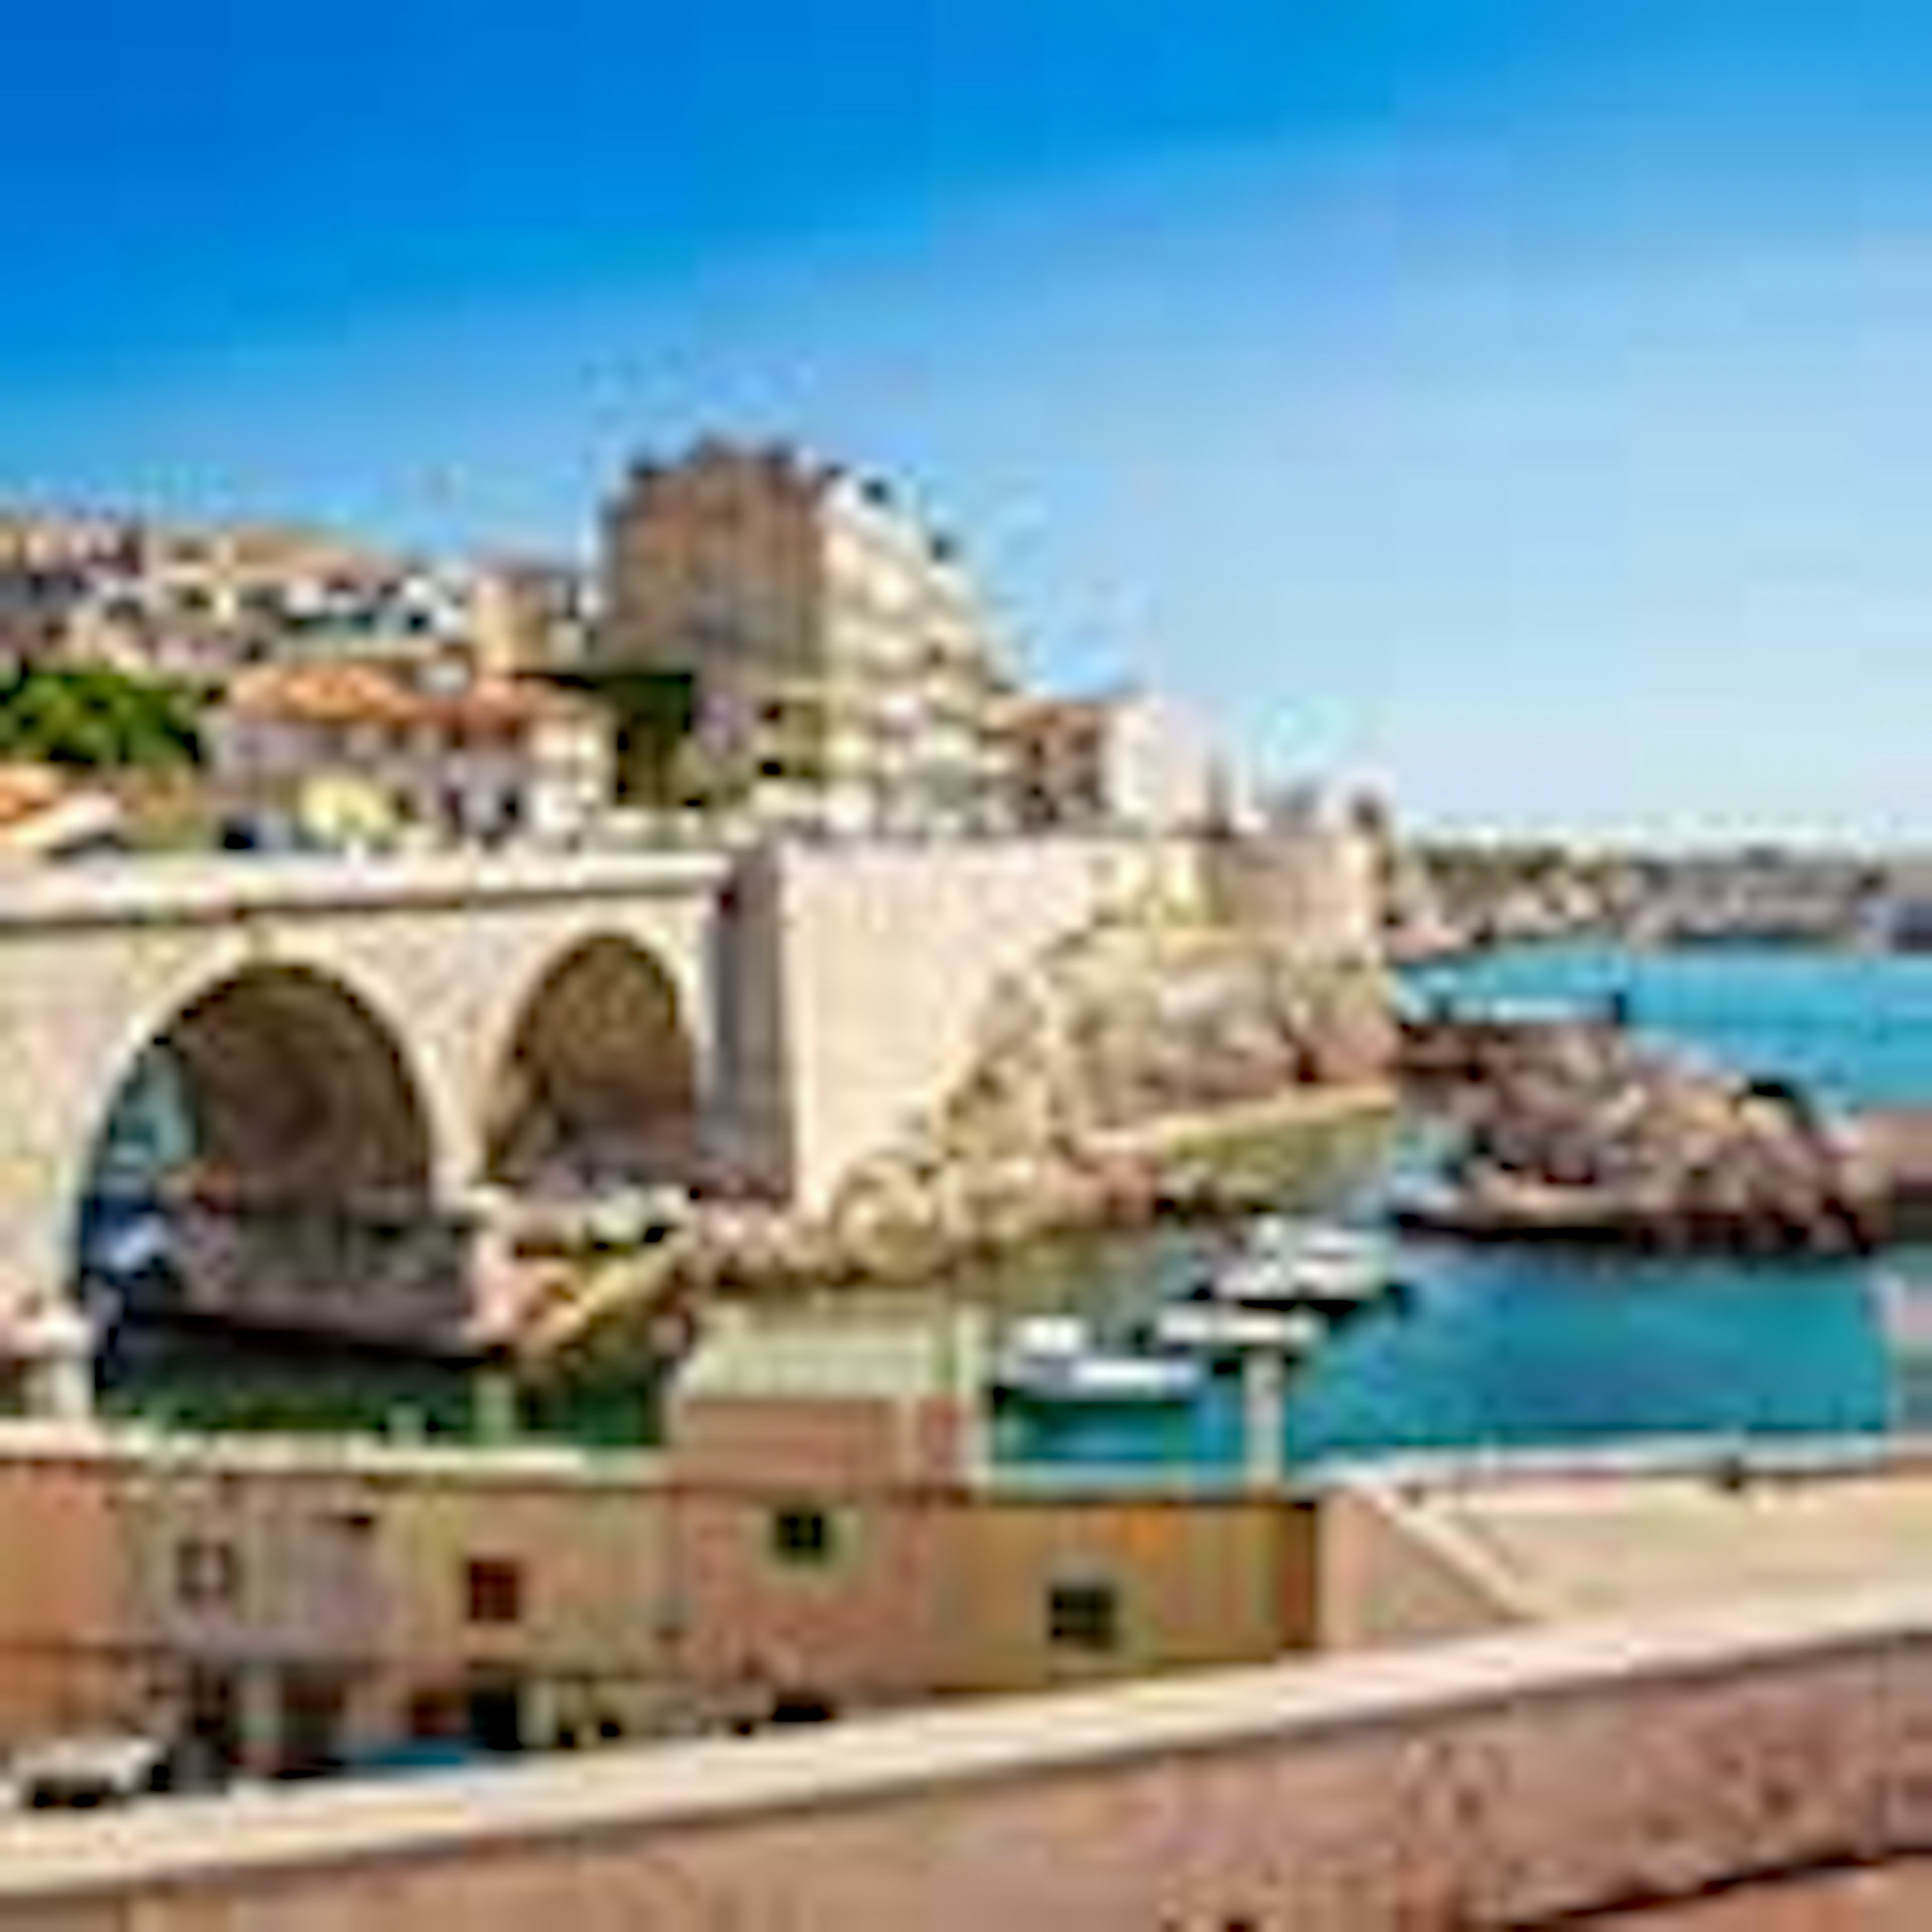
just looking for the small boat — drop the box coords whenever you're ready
[1206,1219,1400,1317]
[1151,1301,1326,1362]
[992,1316,1202,1406]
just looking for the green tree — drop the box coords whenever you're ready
[0,668,204,770]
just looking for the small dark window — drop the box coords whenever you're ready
[465,1557,524,1625]
[408,1687,463,1741]
[1046,1580,1119,1653]
[768,1690,836,1725]
[175,1538,242,1611]
[770,1505,835,1565]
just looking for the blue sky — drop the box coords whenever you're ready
[9,3,1932,841]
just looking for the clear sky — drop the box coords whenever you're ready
[9,2,1932,842]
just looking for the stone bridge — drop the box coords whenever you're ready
[0,836,1214,1405]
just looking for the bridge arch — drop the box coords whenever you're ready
[72,960,463,1344]
[482,932,701,1192]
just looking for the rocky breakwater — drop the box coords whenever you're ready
[1399,1015,1887,1256]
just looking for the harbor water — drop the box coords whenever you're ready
[1006,943,1932,1474]
[100,942,1932,1467]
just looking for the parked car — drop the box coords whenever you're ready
[14,1735,175,1810]
[12,1732,235,1810]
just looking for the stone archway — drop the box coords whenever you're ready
[483,934,700,1194]
[76,961,462,1346]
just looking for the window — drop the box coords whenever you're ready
[175,1538,242,1612]
[465,1674,525,1753]
[770,1505,835,1566]
[1046,1580,1120,1653]
[464,1557,524,1625]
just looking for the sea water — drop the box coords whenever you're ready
[1008,944,1932,1474]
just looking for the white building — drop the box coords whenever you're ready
[1008,688,1221,833]
[600,441,1017,835]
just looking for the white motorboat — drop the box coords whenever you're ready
[1151,1301,1326,1361]
[993,1316,1202,1406]
[1211,1220,1398,1316]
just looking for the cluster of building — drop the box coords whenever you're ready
[0,509,584,685]
[0,442,1239,858]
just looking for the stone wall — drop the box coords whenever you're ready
[721,836,1205,1210]
[0,850,726,1343]
[1317,1482,1531,1649]
[6,1586,1932,1928]
[719,828,1386,1214]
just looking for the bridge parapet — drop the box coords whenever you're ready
[0,847,732,930]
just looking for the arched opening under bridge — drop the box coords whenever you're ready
[74,962,468,1365]
[484,935,700,1195]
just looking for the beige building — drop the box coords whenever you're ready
[460,558,597,679]
[0,1302,1318,1780]
[210,661,612,850]
[599,440,1017,834]
[0,506,590,691]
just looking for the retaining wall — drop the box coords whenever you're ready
[4,1585,1932,1927]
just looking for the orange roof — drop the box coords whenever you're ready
[0,764,66,831]
[225,663,592,733]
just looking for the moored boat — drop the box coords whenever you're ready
[1208,1218,1402,1317]
[1151,1301,1326,1362]
[992,1315,1202,1406]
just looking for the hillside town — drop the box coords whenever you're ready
[0,441,1260,863]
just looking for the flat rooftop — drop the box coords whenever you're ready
[675,1301,988,1405]
[1365,1443,1932,1620]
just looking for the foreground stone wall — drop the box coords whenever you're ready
[6,1585,1932,1929]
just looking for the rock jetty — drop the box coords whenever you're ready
[1398,1013,1886,1256]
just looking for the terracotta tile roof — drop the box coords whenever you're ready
[225,663,593,733]
[0,765,66,831]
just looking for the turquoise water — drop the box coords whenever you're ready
[1403,942,1932,1109]
[1006,943,1924,1473]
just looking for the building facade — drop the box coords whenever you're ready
[209,662,612,850]
[599,441,1017,835]
[0,1355,1315,1779]
[1007,688,1221,833]
[0,508,588,691]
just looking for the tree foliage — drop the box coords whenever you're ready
[549,668,697,802]
[0,667,205,770]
